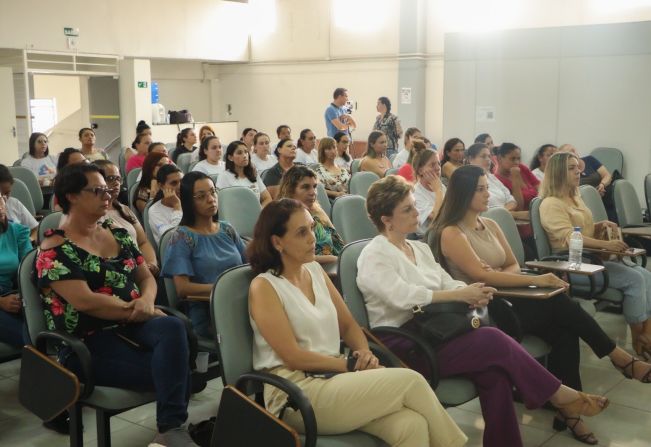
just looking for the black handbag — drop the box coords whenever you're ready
[410,301,490,347]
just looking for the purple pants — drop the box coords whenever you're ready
[379,325,561,447]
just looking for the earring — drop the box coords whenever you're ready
[388,224,394,232]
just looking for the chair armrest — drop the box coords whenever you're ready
[35,330,94,399]
[370,326,440,389]
[236,371,318,447]
[537,255,608,298]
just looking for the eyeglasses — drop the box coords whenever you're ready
[105,175,122,184]
[192,188,218,201]
[81,186,117,197]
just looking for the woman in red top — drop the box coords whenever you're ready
[396,140,427,183]
[495,143,540,211]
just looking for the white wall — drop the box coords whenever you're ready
[0,0,249,61]
[33,75,81,123]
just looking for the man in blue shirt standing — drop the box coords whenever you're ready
[324,87,357,138]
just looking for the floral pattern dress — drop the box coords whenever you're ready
[313,215,344,257]
[315,164,350,194]
[36,219,145,337]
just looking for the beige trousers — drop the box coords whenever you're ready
[265,367,467,447]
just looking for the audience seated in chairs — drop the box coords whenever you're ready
[412,149,445,236]
[162,171,246,338]
[36,163,195,447]
[148,164,183,245]
[397,140,427,183]
[314,137,350,200]
[294,128,318,165]
[217,140,272,207]
[333,131,352,171]
[133,152,170,215]
[359,131,392,178]
[0,195,31,348]
[440,138,465,182]
[356,175,609,447]
[530,144,558,182]
[392,127,422,169]
[78,127,107,162]
[172,128,197,164]
[94,160,159,277]
[540,151,651,362]
[247,198,468,447]
[429,165,651,444]
[22,132,57,186]
[278,166,344,265]
[191,135,225,176]
[263,138,298,200]
[126,132,153,174]
[0,164,38,239]
[124,120,152,163]
[250,132,277,172]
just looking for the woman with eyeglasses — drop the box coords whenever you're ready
[162,172,246,338]
[95,160,159,277]
[36,163,196,446]
[22,133,57,185]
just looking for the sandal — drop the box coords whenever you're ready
[634,334,651,361]
[555,391,609,417]
[611,357,651,383]
[553,413,598,445]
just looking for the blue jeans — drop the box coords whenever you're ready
[0,309,25,347]
[63,316,190,432]
[570,260,651,324]
[187,301,213,339]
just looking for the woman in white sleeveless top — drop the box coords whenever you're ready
[247,199,467,447]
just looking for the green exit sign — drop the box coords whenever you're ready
[64,27,79,37]
[137,81,148,88]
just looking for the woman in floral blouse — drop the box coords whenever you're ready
[373,96,403,160]
[315,137,350,200]
[278,166,344,264]
[36,163,196,447]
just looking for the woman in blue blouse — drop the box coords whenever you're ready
[0,195,31,347]
[162,172,246,338]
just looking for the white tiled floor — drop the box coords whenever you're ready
[2,311,651,446]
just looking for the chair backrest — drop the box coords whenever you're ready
[529,197,552,259]
[579,185,608,222]
[126,167,141,189]
[18,249,45,344]
[316,183,331,217]
[349,171,380,198]
[10,178,36,216]
[9,166,43,211]
[158,226,180,308]
[331,195,378,243]
[143,200,157,250]
[189,161,199,173]
[385,167,398,176]
[337,240,372,328]
[591,147,623,175]
[351,159,361,174]
[176,153,193,174]
[37,211,63,244]
[211,265,257,386]
[165,142,176,152]
[613,179,643,227]
[210,173,220,185]
[645,174,651,219]
[218,187,262,239]
[482,207,525,266]
[118,150,127,180]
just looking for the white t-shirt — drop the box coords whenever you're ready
[413,182,446,235]
[392,149,410,169]
[191,160,225,176]
[334,156,352,171]
[487,173,516,208]
[20,154,57,179]
[294,149,319,165]
[6,196,38,230]
[216,171,267,201]
[532,167,544,182]
[251,153,277,172]
[148,201,183,244]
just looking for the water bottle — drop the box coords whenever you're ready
[568,227,583,269]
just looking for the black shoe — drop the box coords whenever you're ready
[43,411,70,435]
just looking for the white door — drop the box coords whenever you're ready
[0,67,19,165]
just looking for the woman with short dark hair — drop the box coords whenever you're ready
[78,127,106,162]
